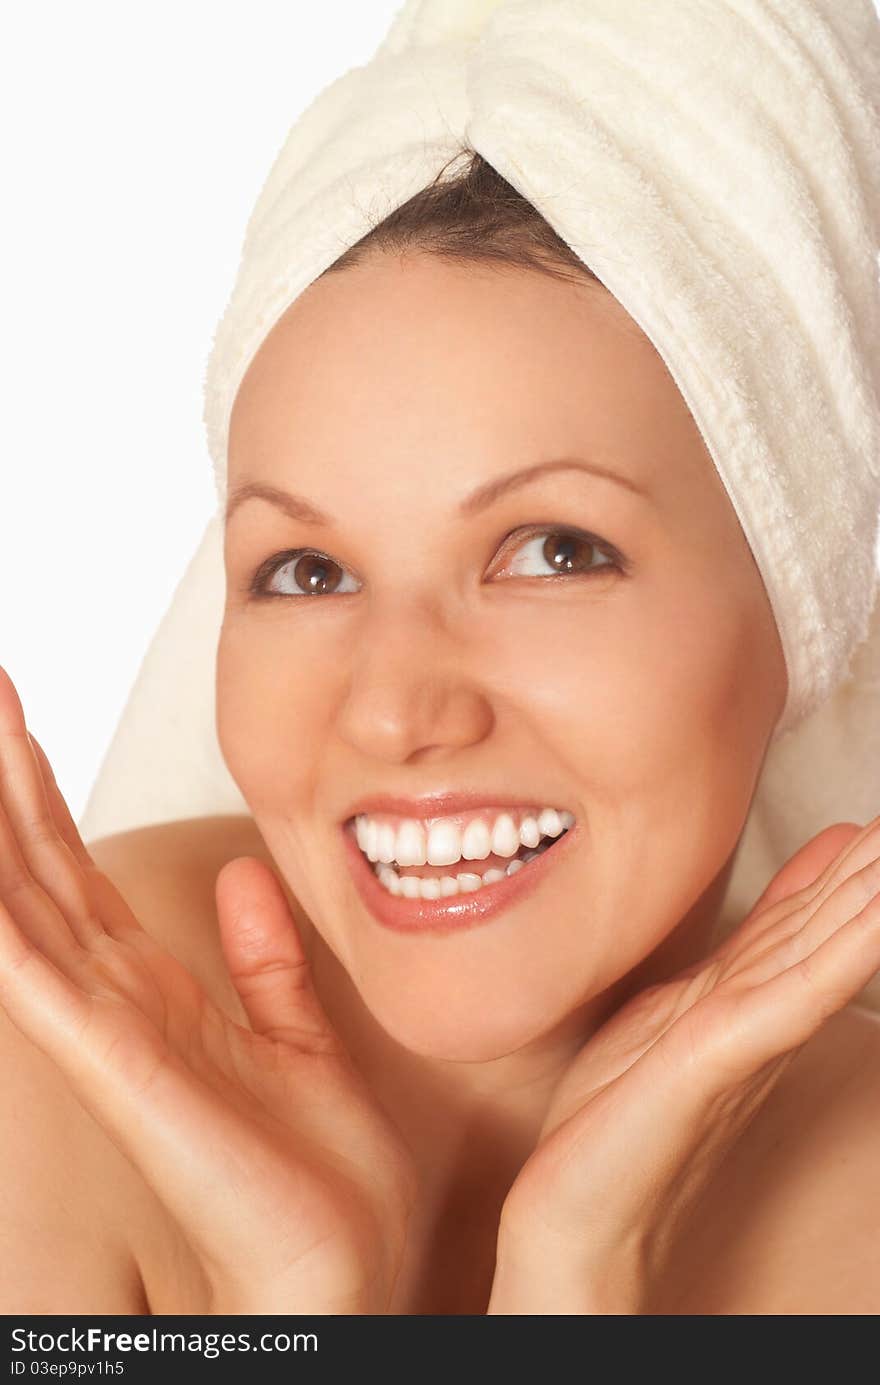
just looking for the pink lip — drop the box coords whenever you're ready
[340,790,565,824]
[340,819,580,936]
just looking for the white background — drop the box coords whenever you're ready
[2,2,879,829]
[1,2,403,826]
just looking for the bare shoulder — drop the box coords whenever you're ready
[664,1003,880,1314]
[86,811,274,903]
[88,812,271,872]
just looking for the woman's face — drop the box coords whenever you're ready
[218,250,787,1061]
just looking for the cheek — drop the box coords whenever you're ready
[472,588,723,790]
[216,617,339,805]
[595,581,773,922]
[480,582,767,909]
[550,574,769,778]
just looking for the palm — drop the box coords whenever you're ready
[503,819,880,1262]
[0,667,414,1313]
[89,886,410,1296]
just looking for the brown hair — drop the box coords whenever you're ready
[318,148,602,290]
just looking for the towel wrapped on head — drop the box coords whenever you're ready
[79,0,880,1006]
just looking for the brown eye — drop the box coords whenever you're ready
[496,527,620,579]
[541,532,598,573]
[291,554,343,594]
[247,526,626,602]
[249,549,360,599]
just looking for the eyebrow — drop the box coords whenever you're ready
[224,456,648,527]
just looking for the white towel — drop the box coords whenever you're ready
[79,0,880,1007]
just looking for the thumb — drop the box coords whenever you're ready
[215,856,341,1055]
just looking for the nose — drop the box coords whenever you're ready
[333,594,495,765]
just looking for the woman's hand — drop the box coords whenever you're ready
[0,665,416,1315]
[488,815,880,1314]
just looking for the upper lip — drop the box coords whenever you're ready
[341,790,571,824]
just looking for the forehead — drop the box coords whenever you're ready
[227,252,712,507]
[239,251,653,372]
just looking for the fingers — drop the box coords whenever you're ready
[775,846,880,975]
[0,892,92,1053]
[27,731,95,871]
[750,822,863,915]
[797,815,880,920]
[716,816,880,973]
[215,856,342,1056]
[0,667,104,949]
[711,881,880,1078]
[0,669,61,851]
[776,815,880,940]
[722,846,880,990]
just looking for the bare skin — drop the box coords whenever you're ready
[2,253,880,1314]
[2,812,878,1314]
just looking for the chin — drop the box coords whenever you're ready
[356,974,579,1064]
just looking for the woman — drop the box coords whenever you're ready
[2,1,880,1314]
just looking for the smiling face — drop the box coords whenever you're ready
[217,250,787,1061]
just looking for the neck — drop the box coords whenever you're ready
[305,854,735,1170]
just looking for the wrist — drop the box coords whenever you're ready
[208,1289,380,1316]
[207,1274,388,1317]
[488,1217,642,1316]
[487,1246,603,1316]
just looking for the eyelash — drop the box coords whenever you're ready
[245,524,629,601]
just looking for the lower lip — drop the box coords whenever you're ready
[340,821,580,935]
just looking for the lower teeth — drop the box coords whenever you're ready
[370,831,565,900]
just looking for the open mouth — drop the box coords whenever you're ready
[367,825,570,899]
[342,809,580,934]
[341,805,578,931]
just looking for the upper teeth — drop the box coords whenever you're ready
[354,807,575,867]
